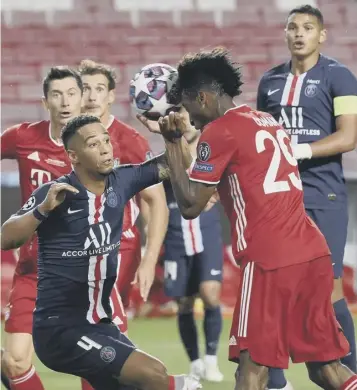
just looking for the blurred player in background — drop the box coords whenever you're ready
[79,60,169,390]
[0,115,202,390]
[0,66,84,390]
[257,4,357,373]
[139,111,224,382]
[154,47,357,390]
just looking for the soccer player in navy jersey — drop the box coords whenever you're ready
[257,5,357,378]
[0,115,201,390]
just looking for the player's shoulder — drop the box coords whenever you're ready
[109,117,142,140]
[15,120,50,141]
[319,54,354,77]
[259,62,289,83]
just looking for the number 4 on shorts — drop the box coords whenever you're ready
[77,336,103,351]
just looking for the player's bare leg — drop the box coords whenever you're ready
[199,280,223,382]
[306,360,357,389]
[332,278,356,372]
[118,349,201,390]
[1,348,11,390]
[2,332,44,390]
[234,351,269,390]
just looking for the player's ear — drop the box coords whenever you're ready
[67,149,78,165]
[319,28,327,44]
[108,89,115,105]
[197,92,207,108]
[42,96,49,112]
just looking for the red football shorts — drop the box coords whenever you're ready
[117,245,141,308]
[4,273,37,334]
[229,256,349,368]
[110,246,141,333]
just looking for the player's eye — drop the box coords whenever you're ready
[97,87,104,92]
[83,86,90,92]
[88,142,97,148]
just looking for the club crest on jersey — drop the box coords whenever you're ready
[113,158,120,168]
[21,196,36,211]
[107,191,118,208]
[100,346,116,363]
[305,84,318,98]
[197,142,211,162]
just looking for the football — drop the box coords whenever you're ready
[129,63,181,120]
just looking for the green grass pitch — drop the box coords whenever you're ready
[2,316,357,389]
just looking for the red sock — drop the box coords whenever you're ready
[10,366,44,390]
[168,375,187,390]
[81,378,94,390]
[340,375,357,390]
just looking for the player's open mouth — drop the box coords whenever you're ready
[86,106,100,110]
[293,41,304,49]
[60,112,72,118]
[103,158,113,165]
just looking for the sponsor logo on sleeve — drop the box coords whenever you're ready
[193,162,214,173]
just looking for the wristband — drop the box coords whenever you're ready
[292,143,312,160]
[33,206,49,222]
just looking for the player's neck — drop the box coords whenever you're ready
[74,168,106,195]
[50,122,63,144]
[290,52,320,75]
[101,111,113,129]
[217,96,236,117]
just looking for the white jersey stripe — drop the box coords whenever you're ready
[232,174,247,250]
[238,262,254,338]
[292,74,306,106]
[345,379,357,390]
[95,254,108,320]
[86,193,97,323]
[238,262,250,337]
[228,175,243,251]
[191,217,204,253]
[280,73,294,106]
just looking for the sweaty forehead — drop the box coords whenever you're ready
[49,77,79,92]
[287,13,320,26]
[82,73,109,88]
[77,123,107,141]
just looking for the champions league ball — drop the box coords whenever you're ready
[129,63,181,120]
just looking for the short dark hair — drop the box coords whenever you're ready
[78,59,117,91]
[61,115,101,150]
[170,47,243,101]
[43,66,83,98]
[288,4,324,26]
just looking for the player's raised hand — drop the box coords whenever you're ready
[136,114,161,134]
[39,183,79,214]
[131,257,156,302]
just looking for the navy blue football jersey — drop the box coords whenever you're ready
[16,160,161,326]
[257,54,357,209]
[163,180,222,257]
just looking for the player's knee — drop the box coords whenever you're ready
[200,281,221,308]
[136,358,168,388]
[2,350,32,377]
[177,296,195,314]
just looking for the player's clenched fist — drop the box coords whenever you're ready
[39,183,79,214]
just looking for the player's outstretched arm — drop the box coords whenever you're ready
[1,183,78,250]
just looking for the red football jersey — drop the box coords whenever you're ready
[1,121,71,275]
[107,116,153,251]
[189,105,330,270]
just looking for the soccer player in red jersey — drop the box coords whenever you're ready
[0,67,83,390]
[79,60,168,390]
[154,48,357,389]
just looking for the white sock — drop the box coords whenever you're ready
[204,355,217,365]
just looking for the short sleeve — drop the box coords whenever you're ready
[329,64,357,116]
[189,123,237,185]
[1,124,21,159]
[256,76,268,112]
[116,155,161,201]
[15,183,52,217]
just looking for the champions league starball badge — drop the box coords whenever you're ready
[197,142,211,162]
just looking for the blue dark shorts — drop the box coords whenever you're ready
[306,206,348,278]
[33,319,136,390]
